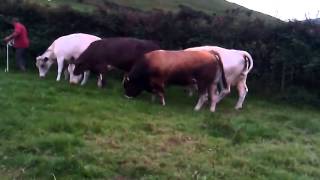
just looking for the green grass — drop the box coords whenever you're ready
[0,70,319,179]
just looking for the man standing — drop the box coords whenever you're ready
[3,18,30,71]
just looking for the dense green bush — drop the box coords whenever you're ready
[0,0,319,99]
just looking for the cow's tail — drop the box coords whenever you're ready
[241,51,254,76]
[210,50,227,90]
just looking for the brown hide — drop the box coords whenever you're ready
[124,50,223,99]
[73,37,160,76]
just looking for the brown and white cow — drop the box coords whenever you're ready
[123,50,227,112]
[185,46,254,110]
[72,37,160,87]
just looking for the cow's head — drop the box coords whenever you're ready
[35,55,54,78]
[67,64,83,84]
[123,75,143,98]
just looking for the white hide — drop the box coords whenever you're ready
[185,46,253,110]
[36,33,101,84]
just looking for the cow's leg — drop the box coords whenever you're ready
[156,91,166,106]
[97,74,104,88]
[208,83,220,112]
[56,57,64,81]
[151,94,156,102]
[187,87,194,97]
[188,79,198,97]
[155,87,166,106]
[81,71,90,86]
[235,79,248,110]
[64,67,69,81]
[194,82,208,111]
[122,73,128,85]
[217,83,231,103]
[152,88,165,105]
[194,93,207,111]
[151,80,166,106]
[186,83,198,97]
[96,65,109,88]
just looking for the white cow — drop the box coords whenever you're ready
[185,46,253,110]
[36,33,101,85]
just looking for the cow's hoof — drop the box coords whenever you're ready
[235,106,243,110]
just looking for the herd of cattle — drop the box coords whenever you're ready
[35,33,253,112]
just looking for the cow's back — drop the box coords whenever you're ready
[141,50,218,85]
[146,50,214,71]
[78,37,160,72]
[186,46,248,85]
[53,33,101,59]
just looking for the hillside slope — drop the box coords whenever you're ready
[106,0,239,13]
[29,0,279,22]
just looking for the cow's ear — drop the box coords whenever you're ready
[36,56,42,61]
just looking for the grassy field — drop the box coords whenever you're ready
[0,69,319,179]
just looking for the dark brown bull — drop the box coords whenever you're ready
[123,50,227,112]
[73,37,160,86]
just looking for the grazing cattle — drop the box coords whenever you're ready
[35,33,101,85]
[72,37,160,87]
[185,46,254,109]
[123,50,227,112]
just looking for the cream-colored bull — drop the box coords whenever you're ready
[185,46,253,110]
